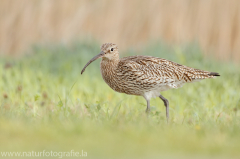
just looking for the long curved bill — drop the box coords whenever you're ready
[81,51,105,74]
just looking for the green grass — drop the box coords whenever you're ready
[0,41,240,159]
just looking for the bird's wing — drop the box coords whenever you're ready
[117,56,218,86]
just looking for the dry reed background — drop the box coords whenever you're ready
[0,0,240,62]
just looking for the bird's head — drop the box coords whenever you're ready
[81,43,119,74]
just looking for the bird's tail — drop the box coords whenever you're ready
[208,72,220,77]
[182,69,220,83]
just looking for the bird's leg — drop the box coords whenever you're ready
[145,100,151,113]
[159,95,169,121]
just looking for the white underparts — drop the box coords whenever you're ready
[143,82,186,101]
[143,90,161,101]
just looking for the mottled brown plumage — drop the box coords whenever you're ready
[81,43,220,121]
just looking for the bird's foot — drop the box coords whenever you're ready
[145,108,151,114]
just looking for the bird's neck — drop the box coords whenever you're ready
[100,57,119,73]
[100,56,119,87]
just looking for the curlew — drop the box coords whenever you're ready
[81,43,220,121]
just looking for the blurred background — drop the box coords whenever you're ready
[1,1,240,158]
[1,0,240,62]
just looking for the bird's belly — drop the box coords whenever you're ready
[143,85,172,100]
[107,81,173,96]
[155,85,172,92]
[107,82,143,96]
[101,69,184,96]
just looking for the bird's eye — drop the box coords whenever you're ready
[111,48,114,51]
